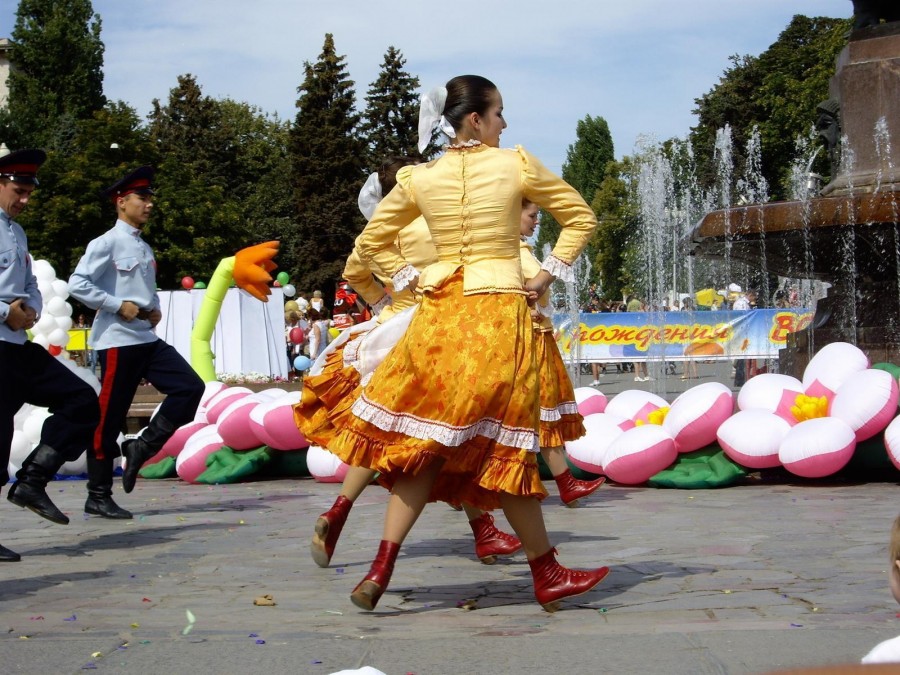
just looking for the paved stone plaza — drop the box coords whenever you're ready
[2,468,900,674]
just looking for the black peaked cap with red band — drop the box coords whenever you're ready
[0,149,47,185]
[101,165,156,202]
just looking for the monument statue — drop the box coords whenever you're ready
[851,0,900,30]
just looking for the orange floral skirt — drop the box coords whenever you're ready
[329,269,547,511]
[535,329,585,448]
[293,334,364,448]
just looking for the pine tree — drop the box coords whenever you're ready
[562,115,615,205]
[359,46,421,166]
[535,114,614,268]
[2,0,105,149]
[288,34,367,300]
[22,101,156,277]
[146,75,244,286]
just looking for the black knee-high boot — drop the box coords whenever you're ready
[122,415,175,493]
[7,444,69,525]
[85,453,132,519]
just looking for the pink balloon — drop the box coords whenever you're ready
[158,420,209,459]
[176,426,224,483]
[248,393,309,451]
[205,387,252,425]
[217,397,265,450]
[289,326,305,344]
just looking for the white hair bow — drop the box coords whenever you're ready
[357,171,383,220]
[418,86,455,153]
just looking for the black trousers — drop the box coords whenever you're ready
[0,341,100,484]
[93,340,204,462]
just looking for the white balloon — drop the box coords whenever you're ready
[33,313,56,334]
[51,279,69,299]
[48,328,69,347]
[56,315,73,331]
[32,259,56,281]
[58,451,87,476]
[46,296,68,316]
[37,279,53,298]
[22,409,50,444]
[31,333,50,348]
[282,283,296,297]
[14,403,35,429]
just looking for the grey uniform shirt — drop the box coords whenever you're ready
[68,219,160,350]
[0,208,42,345]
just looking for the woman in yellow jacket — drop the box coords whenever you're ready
[296,158,522,569]
[519,198,606,506]
[329,75,609,612]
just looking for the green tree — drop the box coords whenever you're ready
[1,0,105,149]
[754,15,849,193]
[562,115,614,285]
[689,54,762,195]
[21,101,156,277]
[289,34,367,299]
[215,100,293,251]
[146,75,244,286]
[536,115,614,261]
[690,15,851,200]
[562,115,615,204]
[359,46,421,165]
[591,158,640,302]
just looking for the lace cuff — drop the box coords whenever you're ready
[371,293,392,316]
[541,255,574,283]
[392,264,420,292]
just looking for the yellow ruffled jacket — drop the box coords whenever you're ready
[355,144,596,295]
[342,216,438,323]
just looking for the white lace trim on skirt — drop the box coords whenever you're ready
[351,393,539,452]
[539,401,578,422]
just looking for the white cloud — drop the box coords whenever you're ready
[4,0,850,172]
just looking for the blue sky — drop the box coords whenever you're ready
[2,0,850,173]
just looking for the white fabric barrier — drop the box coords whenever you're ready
[157,287,288,380]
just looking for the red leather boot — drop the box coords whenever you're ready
[311,496,353,568]
[469,512,523,564]
[528,548,610,612]
[555,469,605,507]
[351,540,401,611]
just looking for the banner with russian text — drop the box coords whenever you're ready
[553,309,813,362]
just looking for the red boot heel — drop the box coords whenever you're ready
[311,496,353,568]
[555,469,606,508]
[469,512,522,564]
[350,540,400,611]
[528,548,610,612]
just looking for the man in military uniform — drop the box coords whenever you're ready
[68,166,204,519]
[1,149,101,560]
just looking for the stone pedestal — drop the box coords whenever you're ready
[822,23,900,196]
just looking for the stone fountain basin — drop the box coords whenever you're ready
[691,191,900,281]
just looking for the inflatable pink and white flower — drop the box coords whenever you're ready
[566,382,734,485]
[719,342,898,478]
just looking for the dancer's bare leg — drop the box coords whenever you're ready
[340,465,377,501]
[499,492,551,560]
[540,446,569,478]
[381,456,445,543]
